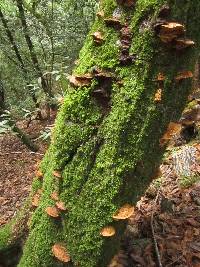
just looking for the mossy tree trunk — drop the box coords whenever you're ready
[1,0,200,266]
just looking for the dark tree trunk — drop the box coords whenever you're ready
[1,0,200,266]
[15,0,53,98]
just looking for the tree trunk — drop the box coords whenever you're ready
[15,0,53,98]
[1,0,200,266]
[0,8,39,106]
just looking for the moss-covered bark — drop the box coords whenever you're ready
[1,0,200,266]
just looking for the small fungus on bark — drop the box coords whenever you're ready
[159,122,182,146]
[154,88,162,102]
[97,10,104,18]
[175,71,193,81]
[100,226,116,237]
[112,204,134,220]
[35,170,43,179]
[52,243,71,263]
[51,191,59,201]
[32,190,42,207]
[55,201,67,211]
[52,170,62,178]
[69,75,92,87]
[45,206,60,218]
[174,38,195,50]
[92,31,104,45]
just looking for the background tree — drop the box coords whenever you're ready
[1,0,200,266]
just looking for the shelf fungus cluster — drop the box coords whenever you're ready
[155,21,195,50]
[52,243,71,263]
[46,192,67,218]
[119,23,135,65]
[69,74,93,88]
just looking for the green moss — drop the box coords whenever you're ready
[179,174,200,188]
[0,222,13,250]
[17,0,200,266]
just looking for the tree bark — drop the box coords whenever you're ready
[1,0,200,266]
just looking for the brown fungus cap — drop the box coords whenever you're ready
[112,204,134,220]
[69,75,92,87]
[56,201,67,211]
[100,226,116,237]
[175,71,193,81]
[52,170,62,178]
[97,10,104,18]
[160,22,185,36]
[51,191,59,201]
[175,38,195,50]
[92,31,104,44]
[45,206,60,218]
[32,193,41,207]
[154,88,162,102]
[52,243,70,263]
[35,170,43,179]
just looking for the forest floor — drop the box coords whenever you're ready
[0,119,51,226]
[1,104,200,267]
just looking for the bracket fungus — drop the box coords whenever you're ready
[52,244,71,263]
[100,226,116,237]
[55,201,67,211]
[174,38,195,50]
[175,71,193,81]
[32,190,42,207]
[92,31,104,45]
[45,206,60,218]
[35,170,43,179]
[69,74,93,88]
[97,10,104,18]
[51,191,59,201]
[159,122,182,146]
[156,72,166,82]
[154,88,162,102]
[52,170,62,178]
[156,22,185,43]
[112,204,134,220]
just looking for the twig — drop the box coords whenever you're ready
[151,191,163,267]
[29,151,44,156]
